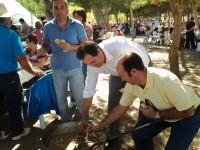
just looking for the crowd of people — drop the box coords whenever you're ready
[1,1,200,150]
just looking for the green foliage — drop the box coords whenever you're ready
[17,0,45,18]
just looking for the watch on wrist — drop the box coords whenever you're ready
[155,111,161,120]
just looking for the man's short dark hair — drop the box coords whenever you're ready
[77,41,101,60]
[122,52,145,77]
[19,18,24,22]
[52,0,68,8]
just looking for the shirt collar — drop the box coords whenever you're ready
[102,48,113,63]
[145,67,154,88]
[0,23,8,28]
[51,16,75,30]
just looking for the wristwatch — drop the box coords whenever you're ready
[155,111,161,120]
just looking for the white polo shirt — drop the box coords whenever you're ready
[83,36,150,98]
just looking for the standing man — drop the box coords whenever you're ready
[19,18,30,36]
[77,36,151,149]
[88,52,200,150]
[185,16,196,50]
[0,3,42,140]
[37,0,87,123]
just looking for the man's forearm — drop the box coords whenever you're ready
[98,105,129,130]
[41,42,50,52]
[81,97,93,119]
[16,56,35,74]
[159,106,195,120]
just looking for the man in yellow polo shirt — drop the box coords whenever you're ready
[88,52,200,150]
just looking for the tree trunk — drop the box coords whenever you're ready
[114,12,118,24]
[191,2,198,25]
[130,6,136,40]
[169,0,183,80]
[42,0,54,21]
[167,10,171,22]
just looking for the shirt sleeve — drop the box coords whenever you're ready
[83,66,99,98]
[164,80,194,111]
[76,23,87,41]
[11,31,25,56]
[43,25,50,43]
[120,83,137,106]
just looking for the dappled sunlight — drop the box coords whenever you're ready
[12,144,20,150]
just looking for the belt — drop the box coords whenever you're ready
[195,105,200,112]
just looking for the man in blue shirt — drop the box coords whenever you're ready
[0,3,42,141]
[37,0,87,123]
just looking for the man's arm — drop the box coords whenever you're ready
[16,55,42,76]
[88,104,129,133]
[61,38,87,52]
[78,97,93,132]
[159,106,194,119]
[140,105,195,120]
[37,41,50,56]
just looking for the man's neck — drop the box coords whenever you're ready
[138,67,147,88]
[56,17,68,30]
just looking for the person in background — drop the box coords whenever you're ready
[93,27,104,43]
[0,3,42,141]
[180,27,186,48]
[10,21,21,36]
[116,28,124,36]
[73,7,93,41]
[68,7,93,109]
[32,21,44,45]
[185,16,195,50]
[25,33,50,70]
[88,52,200,150]
[37,0,87,123]
[19,18,30,36]
[77,36,151,149]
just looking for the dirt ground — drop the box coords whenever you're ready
[0,36,200,150]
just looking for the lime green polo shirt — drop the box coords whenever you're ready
[120,67,200,118]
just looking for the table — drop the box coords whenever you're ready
[18,66,45,84]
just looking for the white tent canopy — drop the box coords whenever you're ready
[0,0,39,27]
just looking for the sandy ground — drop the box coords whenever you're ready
[0,36,200,150]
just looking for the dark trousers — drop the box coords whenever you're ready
[185,33,195,49]
[108,75,126,137]
[0,72,24,136]
[132,110,200,150]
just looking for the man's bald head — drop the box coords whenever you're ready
[116,52,145,77]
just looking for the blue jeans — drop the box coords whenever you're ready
[132,110,200,150]
[0,72,24,136]
[70,64,87,103]
[52,67,84,123]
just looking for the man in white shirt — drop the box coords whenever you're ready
[77,36,151,149]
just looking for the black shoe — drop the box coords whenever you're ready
[104,137,118,150]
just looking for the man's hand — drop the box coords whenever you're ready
[37,47,47,56]
[87,123,100,135]
[78,118,88,133]
[32,70,43,77]
[59,42,72,52]
[139,105,156,119]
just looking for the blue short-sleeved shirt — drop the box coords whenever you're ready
[0,23,24,73]
[43,17,87,70]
